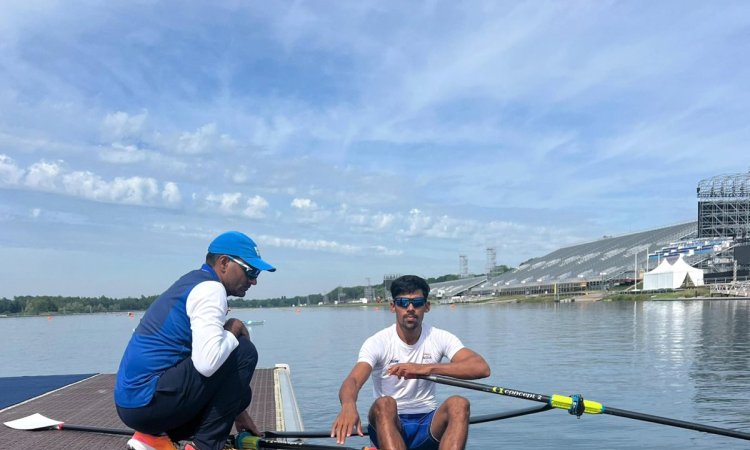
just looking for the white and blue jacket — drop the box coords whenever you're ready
[114,264,239,408]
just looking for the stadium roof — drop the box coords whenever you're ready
[697,172,750,199]
[482,221,699,290]
[429,276,487,298]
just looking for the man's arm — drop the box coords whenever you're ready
[187,281,239,377]
[387,347,491,380]
[235,409,260,436]
[330,362,372,445]
[434,347,491,378]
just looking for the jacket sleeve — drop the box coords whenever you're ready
[186,280,239,376]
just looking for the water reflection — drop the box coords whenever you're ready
[691,300,750,428]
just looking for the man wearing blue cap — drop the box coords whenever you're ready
[115,231,276,450]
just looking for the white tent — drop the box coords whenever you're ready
[643,255,704,290]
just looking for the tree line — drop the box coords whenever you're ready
[0,295,158,316]
[0,270,510,316]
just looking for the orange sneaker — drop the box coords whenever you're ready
[127,431,178,450]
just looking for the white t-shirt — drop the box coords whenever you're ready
[358,324,464,414]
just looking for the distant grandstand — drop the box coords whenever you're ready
[426,171,750,301]
[480,222,703,296]
[430,276,486,300]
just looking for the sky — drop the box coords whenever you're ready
[1,1,750,300]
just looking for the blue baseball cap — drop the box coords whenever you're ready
[208,231,276,272]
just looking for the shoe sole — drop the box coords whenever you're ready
[127,438,156,450]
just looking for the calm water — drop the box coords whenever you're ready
[1,300,749,449]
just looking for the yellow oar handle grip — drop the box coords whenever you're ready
[550,394,604,414]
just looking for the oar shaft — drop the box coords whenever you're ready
[58,423,133,436]
[422,375,750,442]
[468,404,552,425]
[604,406,750,441]
[421,375,552,405]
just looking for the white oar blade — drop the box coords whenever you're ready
[3,413,62,430]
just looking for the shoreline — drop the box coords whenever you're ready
[4,294,749,318]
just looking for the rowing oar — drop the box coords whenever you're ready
[263,404,552,439]
[3,413,132,436]
[420,375,750,441]
[2,413,367,450]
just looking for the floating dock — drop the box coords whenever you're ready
[0,364,303,449]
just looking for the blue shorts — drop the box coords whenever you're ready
[368,410,438,450]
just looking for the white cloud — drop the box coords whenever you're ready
[0,154,24,185]
[227,165,258,184]
[259,235,361,255]
[202,192,270,218]
[102,110,148,140]
[63,172,160,205]
[244,195,269,218]
[99,143,148,164]
[176,123,239,155]
[0,155,181,207]
[161,182,181,205]
[256,232,402,256]
[291,198,318,210]
[401,208,432,237]
[25,160,62,189]
[344,210,396,231]
[369,244,403,256]
[393,208,480,240]
[178,124,217,154]
[205,192,242,213]
[371,213,396,230]
[288,197,339,224]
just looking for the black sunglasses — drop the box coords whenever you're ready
[226,255,261,279]
[393,297,427,308]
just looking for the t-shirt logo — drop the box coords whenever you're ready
[383,359,400,376]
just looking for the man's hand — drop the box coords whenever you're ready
[224,318,249,339]
[387,362,431,379]
[235,410,260,436]
[330,403,363,445]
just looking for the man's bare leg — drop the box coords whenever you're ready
[430,395,470,450]
[368,396,406,450]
